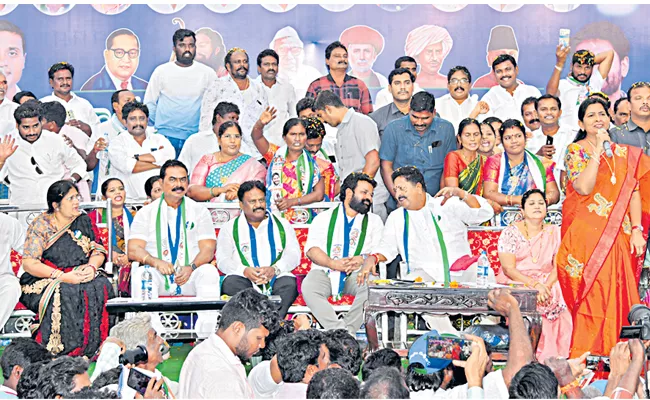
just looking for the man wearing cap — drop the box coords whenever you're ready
[473,25,523,89]
[199,48,268,158]
[339,25,387,93]
[404,25,453,89]
[270,26,322,101]
[546,46,614,131]
[480,54,541,123]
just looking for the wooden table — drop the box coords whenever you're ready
[364,284,542,354]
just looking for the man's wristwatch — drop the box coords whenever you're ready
[134,154,140,161]
[190,262,198,271]
[70,176,78,184]
[272,265,281,276]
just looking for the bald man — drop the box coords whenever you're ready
[404,25,453,89]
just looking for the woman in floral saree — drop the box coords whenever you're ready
[20,180,114,357]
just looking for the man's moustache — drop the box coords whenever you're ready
[530,119,540,124]
[253,207,265,212]
[172,187,184,192]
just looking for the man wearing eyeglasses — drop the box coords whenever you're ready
[435,66,489,134]
[81,28,148,92]
[0,101,87,205]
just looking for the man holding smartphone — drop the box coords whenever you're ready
[546,42,614,132]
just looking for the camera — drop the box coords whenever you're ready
[619,304,650,340]
[119,345,148,366]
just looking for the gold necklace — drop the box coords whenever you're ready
[585,139,617,185]
[459,150,476,164]
[523,220,544,264]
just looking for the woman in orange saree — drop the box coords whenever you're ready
[557,98,650,357]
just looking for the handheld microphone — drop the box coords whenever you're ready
[603,141,613,158]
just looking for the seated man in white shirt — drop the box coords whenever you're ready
[128,160,221,337]
[358,166,494,286]
[107,101,175,201]
[436,66,490,133]
[178,101,240,175]
[178,288,279,399]
[0,213,24,339]
[40,101,94,201]
[40,62,100,137]
[0,102,87,205]
[302,173,384,334]
[217,180,300,318]
[480,54,542,124]
[105,313,177,398]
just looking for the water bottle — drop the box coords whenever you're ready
[96,131,109,161]
[477,250,490,288]
[141,264,154,300]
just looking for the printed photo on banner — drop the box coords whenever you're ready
[473,25,522,89]
[0,20,26,101]
[195,27,228,78]
[404,25,453,89]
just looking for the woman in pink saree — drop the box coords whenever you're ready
[496,189,572,361]
[188,121,266,203]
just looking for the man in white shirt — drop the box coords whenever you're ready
[303,173,383,334]
[481,54,541,124]
[357,166,493,285]
[217,180,300,318]
[0,213,24,334]
[107,102,174,201]
[178,288,279,399]
[199,48,269,158]
[547,47,614,131]
[0,71,18,136]
[374,56,424,109]
[179,101,240,176]
[40,101,93,201]
[40,62,100,138]
[144,29,217,156]
[436,66,489,133]
[128,159,221,337]
[255,49,296,146]
[527,94,576,189]
[0,102,87,205]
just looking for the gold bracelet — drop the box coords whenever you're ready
[142,254,150,265]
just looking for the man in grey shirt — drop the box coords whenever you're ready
[314,90,389,221]
[369,68,414,137]
[610,82,650,156]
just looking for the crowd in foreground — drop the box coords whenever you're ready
[1,288,648,399]
[0,23,650,399]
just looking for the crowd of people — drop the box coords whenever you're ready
[1,25,650,399]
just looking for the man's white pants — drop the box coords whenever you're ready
[131,264,221,339]
[0,275,21,331]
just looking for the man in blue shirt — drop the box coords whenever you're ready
[379,92,456,211]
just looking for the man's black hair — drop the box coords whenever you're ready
[0,338,51,380]
[218,288,279,332]
[296,97,315,115]
[212,101,240,126]
[362,348,402,380]
[520,96,538,116]
[307,368,360,399]
[13,101,42,125]
[410,92,435,113]
[534,93,562,111]
[26,356,90,399]
[110,89,131,114]
[406,362,442,393]
[237,180,266,202]
[508,362,559,399]
[172,28,195,46]
[121,101,149,121]
[447,66,472,83]
[48,62,74,80]
[388,68,415,85]
[257,48,279,67]
[259,320,295,361]
[492,54,517,71]
[340,172,376,204]
[391,166,427,194]
[314,90,345,111]
[394,56,416,69]
[159,159,188,180]
[360,367,410,399]
[325,41,347,60]
[40,101,67,127]
[277,329,327,383]
[325,329,362,376]
[16,361,47,399]
[13,91,36,105]
[614,96,629,114]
